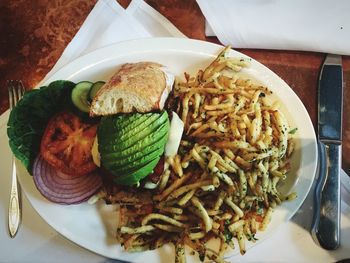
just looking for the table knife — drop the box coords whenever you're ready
[311,54,343,250]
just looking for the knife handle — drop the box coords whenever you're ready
[311,141,341,250]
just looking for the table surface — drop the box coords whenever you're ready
[0,0,349,175]
[0,1,350,262]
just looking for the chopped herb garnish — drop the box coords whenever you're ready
[223,227,233,243]
[288,127,298,134]
[256,207,264,215]
[178,147,186,156]
[247,233,259,241]
[223,220,233,243]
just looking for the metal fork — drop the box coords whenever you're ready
[8,80,25,238]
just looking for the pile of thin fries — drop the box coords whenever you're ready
[113,46,297,263]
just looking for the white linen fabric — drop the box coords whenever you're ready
[197,0,350,55]
[42,0,185,83]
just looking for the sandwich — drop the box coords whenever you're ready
[90,62,183,188]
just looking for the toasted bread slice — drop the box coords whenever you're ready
[90,62,174,116]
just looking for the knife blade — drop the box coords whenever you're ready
[311,54,343,250]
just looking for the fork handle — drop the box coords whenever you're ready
[8,160,21,238]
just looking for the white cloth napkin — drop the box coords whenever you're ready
[197,0,350,55]
[43,0,185,83]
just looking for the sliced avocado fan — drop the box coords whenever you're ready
[98,111,169,186]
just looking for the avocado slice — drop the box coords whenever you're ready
[118,111,168,141]
[98,113,147,139]
[112,157,161,185]
[111,112,149,129]
[98,111,168,148]
[99,112,164,141]
[98,113,149,141]
[105,148,162,174]
[103,135,167,171]
[107,157,155,175]
[99,121,169,153]
[102,132,168,165]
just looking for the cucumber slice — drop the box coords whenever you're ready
[89,81,105,101]
[71,81,93,113]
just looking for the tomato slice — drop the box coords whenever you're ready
[40,111,98,176]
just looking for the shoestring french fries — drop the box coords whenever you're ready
[112,46,297,262]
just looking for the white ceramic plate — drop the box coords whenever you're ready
[17,37,317,262]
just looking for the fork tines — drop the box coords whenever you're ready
[8,80,25,109]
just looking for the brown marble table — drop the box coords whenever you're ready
[0,0,349,174]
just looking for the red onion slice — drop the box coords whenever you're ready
[33,155,102,205]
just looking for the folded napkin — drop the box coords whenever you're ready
[197,0,350,55]
[43,0,185,83]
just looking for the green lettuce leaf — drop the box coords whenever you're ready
[7,80,75,173]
